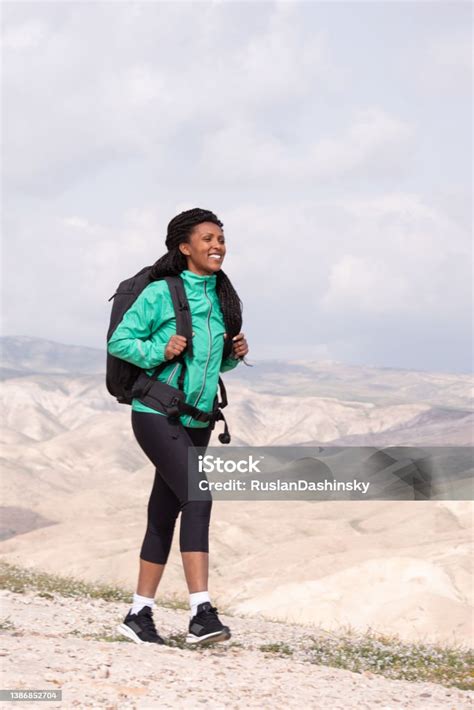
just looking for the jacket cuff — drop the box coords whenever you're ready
[149,341,167,366]
[220,353,240,373]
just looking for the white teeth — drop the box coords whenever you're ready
[209,254,221,259]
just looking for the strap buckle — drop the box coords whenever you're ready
[166,396,181,420]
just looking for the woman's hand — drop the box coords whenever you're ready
[165,335,187,360]
[231,332,248,359]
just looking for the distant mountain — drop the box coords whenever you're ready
[0,336,106,376]
[239,358,472,409]
[0,335,472,446]
[1,335,472,407]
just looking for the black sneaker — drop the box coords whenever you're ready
[186,602,231,645]
[117,605,165,645]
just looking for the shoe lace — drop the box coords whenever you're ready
[198,604,219,621]
[139,608,158,636]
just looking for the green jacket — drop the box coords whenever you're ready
[107,269,240,427]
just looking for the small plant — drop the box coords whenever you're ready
[165,634,201,651]
[0,618,16,632]
[0,561,130,602]
[259,642,293,656]
[67,629,128,643]
[0,561,188,608]
[307,629,473,690]
[165,634,239,651]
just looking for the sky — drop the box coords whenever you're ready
[1,1,472,373]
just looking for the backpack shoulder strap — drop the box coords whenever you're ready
[159,275,193,391]
[164,275,194,357]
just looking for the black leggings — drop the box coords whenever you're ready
[131,410,213,565]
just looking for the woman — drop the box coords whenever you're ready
[107,207,249,646]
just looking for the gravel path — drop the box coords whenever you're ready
[0,591,472,709]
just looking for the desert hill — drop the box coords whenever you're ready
[1,336,472,647]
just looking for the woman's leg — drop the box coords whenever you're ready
[131,411,212,596]
[136,469,181,597]
[181,551,209,593]
[180,426,213,594]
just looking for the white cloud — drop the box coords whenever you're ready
[234,1,347,102]
[310,107,414,178]
[215,191,470,329]
[320,193,470,318]
[1,207,165,346]
[2,2,346,194]
[416,32,473,94]
[2,20,46,50]
[200,107,414,182]
[322,254,417,315]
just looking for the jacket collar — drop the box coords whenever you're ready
[181,269,217,289]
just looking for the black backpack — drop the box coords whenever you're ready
[106,266,231,443]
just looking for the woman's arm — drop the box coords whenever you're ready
[107,282,169,369]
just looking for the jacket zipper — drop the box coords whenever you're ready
[166,361,180,385]
[186,281,212,424]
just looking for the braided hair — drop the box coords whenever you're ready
[150,208,243,360]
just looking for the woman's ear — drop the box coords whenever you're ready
[179,243,190,256]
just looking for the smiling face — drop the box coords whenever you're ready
[179,221,226,275]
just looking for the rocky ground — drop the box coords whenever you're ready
[1,590,472,710]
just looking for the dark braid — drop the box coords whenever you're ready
[150,208,243,359]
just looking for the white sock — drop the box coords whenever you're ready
[131,592,155,615]
[189,591,211,618]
